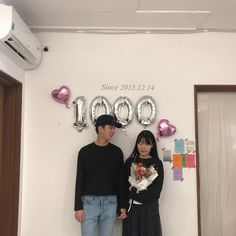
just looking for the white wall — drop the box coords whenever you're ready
[0,53,25,81]
[21,32,236,236]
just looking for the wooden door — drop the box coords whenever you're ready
[0,70,22,236]
[0,84,4,186]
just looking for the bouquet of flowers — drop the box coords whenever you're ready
[128,162,158,192]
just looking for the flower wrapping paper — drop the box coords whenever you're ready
[128,162,158,192]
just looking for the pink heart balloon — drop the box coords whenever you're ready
[51,85,70,108]
[157,119,176,140]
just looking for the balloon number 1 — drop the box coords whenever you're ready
[73,96,87,132]
[72,95,157,132]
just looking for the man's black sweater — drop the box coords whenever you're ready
[74,142,126,211]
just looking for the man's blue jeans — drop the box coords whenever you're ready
[81,195,117,236]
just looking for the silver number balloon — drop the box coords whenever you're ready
[113,96,134,127]
[136,96,157,127]
[90,96,112,124]
[73,96,87,132]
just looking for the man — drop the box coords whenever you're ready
[74,114,127,236]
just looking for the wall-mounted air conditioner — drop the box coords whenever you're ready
[0,4,42,70]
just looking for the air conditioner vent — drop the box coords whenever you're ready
[4,40,26,61]
[4,35,37,64]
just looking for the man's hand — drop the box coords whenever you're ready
[75,210,85,222]
[118,208,127,220]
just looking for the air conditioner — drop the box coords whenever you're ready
[0,4,42,70]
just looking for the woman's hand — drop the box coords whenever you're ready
[118,208,127,219]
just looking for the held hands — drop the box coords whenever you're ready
[75,208,127,222]
[75,210,84,222]
[118,208,127,220]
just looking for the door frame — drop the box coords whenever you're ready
[0,70,22,236]
[194,84,236,236]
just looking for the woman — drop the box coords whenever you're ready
[123,130,164,236]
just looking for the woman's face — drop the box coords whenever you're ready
[137,139,153,157]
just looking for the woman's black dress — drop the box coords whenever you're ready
[122,157,164,236]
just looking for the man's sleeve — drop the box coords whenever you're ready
[117,150,128,209]
[74,149,84,211]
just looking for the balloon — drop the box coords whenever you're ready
[136,96,157,127]
[113,96,134,128]
[157,119,176,140]
[73,96,87,132]
[90,96,112,124]
[51,85,70,108]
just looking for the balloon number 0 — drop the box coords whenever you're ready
[113,97,134,127]
[73,95,157,132]
[90,96,112,124]
[136,96,156,127]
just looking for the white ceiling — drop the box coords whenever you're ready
[3,0,236,33]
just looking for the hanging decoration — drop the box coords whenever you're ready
[136,96,157,127]
[156,119,176,140]
[90,96,112,124]
[51,85,71,108]
[162,139,196,181]
[73,96,87,132]
[113,96,134,128]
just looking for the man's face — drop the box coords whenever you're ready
[99,125,116,141]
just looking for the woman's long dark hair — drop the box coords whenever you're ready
[130,130,160,160]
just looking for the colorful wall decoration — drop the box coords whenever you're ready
[162,139,196,181]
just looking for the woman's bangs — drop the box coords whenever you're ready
[137,134,153,145]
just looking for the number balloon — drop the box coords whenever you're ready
[136,96,157,127]
[90,96,112,124]
[113,96,134,127]
[73,96,87,132]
